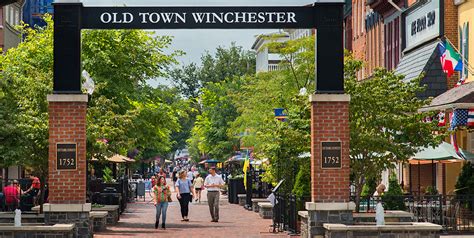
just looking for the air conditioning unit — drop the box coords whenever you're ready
[454,0,466,5]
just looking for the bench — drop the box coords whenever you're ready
[237,194,246,206]
[0,212,44,223]
[258,202,273,219]
[251,198,268,213]
[90,211,107,232]
[91,205,120,225]
[0,223,75,238]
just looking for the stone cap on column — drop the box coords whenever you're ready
[309,94,350,102]
[43,203,91,212]
[47,94,88,102]
[306,202,355,211]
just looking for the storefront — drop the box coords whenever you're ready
[396,0,448,99]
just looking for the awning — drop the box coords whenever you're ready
[408,142,474,164]
[419,82,474,112]
[396,40,440,83]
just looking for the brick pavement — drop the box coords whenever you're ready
[95,184,290,238]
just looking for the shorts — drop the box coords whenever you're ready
[195,188,201,191]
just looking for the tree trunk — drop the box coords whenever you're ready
[354,175,365,213]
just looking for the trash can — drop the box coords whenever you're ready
[137,182,145,201]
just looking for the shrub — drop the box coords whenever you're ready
[102,167,114,183]
[383,172,405,210]
[455,162,474,210]
[292,158,310,198]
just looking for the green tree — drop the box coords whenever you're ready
[229,36,314,192]
[345,52,444,211]
[177,44,256,161]
[0,16,183,175]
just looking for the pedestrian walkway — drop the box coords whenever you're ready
[95,185,288,238]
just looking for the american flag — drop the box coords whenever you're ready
[468,109,474,127]
[450,109,469,130]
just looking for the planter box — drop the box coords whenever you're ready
[228,178,245,204]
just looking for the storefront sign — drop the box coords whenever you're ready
[321,141,342,169]
[82,7,316,29]
[57,143,77,170]
[404,0,441,50]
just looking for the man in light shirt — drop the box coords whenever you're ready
[204,167,225,222]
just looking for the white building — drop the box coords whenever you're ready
[251,32,289,72]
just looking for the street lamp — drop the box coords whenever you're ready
[82,70,95,95]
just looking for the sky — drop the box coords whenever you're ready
[80,0,314,85]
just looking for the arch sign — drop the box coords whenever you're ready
[53,0,344,95]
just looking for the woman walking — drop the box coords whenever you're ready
[175,171,194,221]
[193,173,204,203]
[152,176,171,229]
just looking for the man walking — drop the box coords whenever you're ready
[204,167,225,222]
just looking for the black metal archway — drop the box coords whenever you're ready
[53,1,344,95]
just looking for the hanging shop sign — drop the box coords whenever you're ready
[321,141,342,169]
[404,0,441,51]
[57,143,77,170]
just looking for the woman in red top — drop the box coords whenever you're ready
[152,176,170,229]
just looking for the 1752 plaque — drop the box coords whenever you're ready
[321,141,342,169]
[57,143,77,170]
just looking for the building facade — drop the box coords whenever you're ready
[251,32,289,73]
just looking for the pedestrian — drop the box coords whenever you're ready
[159,168,167,179]
[187,169,194,184]
[24,175,41,206]
[172,169,178,191]
[151,176,157,188]
[3,180,20,211]
[204,167,225,222]
[152,176,171,230]
[175,170,194,221]
[193,173,204,203]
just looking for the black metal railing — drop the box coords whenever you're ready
[351,194,474,232]
[273,193,310,234]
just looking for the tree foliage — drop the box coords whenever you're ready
[0,16,183,174]
[345,52,444,211]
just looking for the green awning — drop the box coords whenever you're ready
[409,142,474,164]
[411,142,463,161]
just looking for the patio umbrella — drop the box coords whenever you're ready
[408,142,470,194]
[106,154,133,163]
[409,142,465,164]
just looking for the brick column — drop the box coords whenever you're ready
[305,94,354,238]
[46,94,92,238]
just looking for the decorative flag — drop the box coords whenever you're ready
[242,156,250,189]
[450,109,468,130]
[468,109,474,127]
[274,108,288,122]
[437,112,446,127]
[451,133,460,154]
[438,41,463,77]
